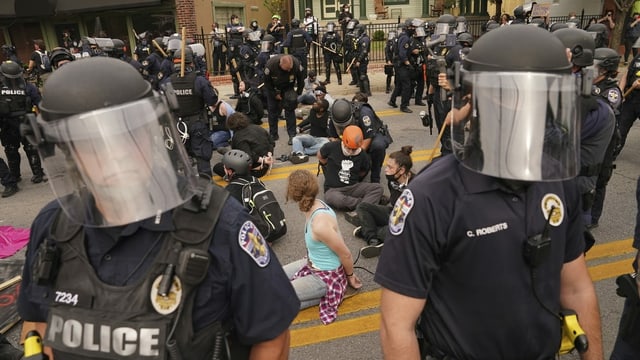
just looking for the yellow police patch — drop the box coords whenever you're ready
[389,189,414,235]
[239,220,270,267]
[540,193,564,227]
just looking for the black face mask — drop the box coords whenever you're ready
[386,170,403,191]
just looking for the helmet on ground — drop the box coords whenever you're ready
[50,47,75,69]
[342,125,363,150]
[594,47,621,74]
[291,18,301,28]
[0,61,23,79]
[33,57,197,227]
[223,149,252,176]
[553,28,595,67]
[453,27,578,182]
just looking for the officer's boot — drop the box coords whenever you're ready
[26,149,46,183]
[231,81,240,99]
[349,67,358,85]
[386,76,392,94]
[324,65,331,84]
[337,70,342,85]
[363,78,372,97]
[4,146,20,182]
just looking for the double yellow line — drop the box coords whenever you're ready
[290,238,637,348]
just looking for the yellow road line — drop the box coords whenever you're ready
[291,313,381,347]
[585,238,634,261]
[290,247,636,348]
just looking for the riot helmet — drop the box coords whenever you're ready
[330,98,354,135]
[261,34,275,52]
[222,149,252,176]
[326,22,336,33]
[513,6,526,19]
[0,60,23,79]
[585,23,608,48]
[354,24,366,37]
[457,32,474,47]
[166,34,182,55]
[173,46,194,64]
[550,22,569,32]
[342,125,363,150]
[455,16,468,33]
[452,26,579,181]
[50,47,75,69]
[593,47,621,75]
[566,18,581,29]
[415,25,426,38]
[553,28,595,68]
[1,45,16,56]
[31,57,197,227]
[189,43,206,57]
[346,19,359,31]
[291,18,301,28]
[485,22,500,32]
[435,14,457,36]
[387,30,397,41]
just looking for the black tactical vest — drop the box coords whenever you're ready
[43,185,233,360]
[171,72,205,117]
[0,80,28,117]
[290,29,306,52]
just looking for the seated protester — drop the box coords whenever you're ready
[213,112,274,178]
[317,125,383,211]
[283,169,362,324]
[235,81,264,125]
[314,84,334,106]
[209,99,234,150]
[290,98,330,164]
[297,70,322,105]
[353,146,415,258]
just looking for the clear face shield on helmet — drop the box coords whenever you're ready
[346,20,357,31]
[388,31,397,41]
[456,22,468,34]
[260,40,273,52]
[415,26,426,38]
[435,23,452,37]
[450,70,580,181]
[166,38,182,54]
[327,23,335,32]
[37,96,198,227]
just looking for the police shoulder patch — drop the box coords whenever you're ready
[607,88,621,104]
[362,115,371,127]
[540,193,564,227]
[403,43,409,49]
[141,60,149,67]
[264,68,270,75]
[592,85,601,95]
[389,189,414,235]
[238,220,271,267]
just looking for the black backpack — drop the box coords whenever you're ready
[230,176,287,242]
[37,50,52,72]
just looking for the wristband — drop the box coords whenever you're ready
[346,272,354,277]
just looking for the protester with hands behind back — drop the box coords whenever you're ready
[283,169,362,325]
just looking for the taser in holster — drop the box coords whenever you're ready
[558,310,588,355]
[24,330,49,360]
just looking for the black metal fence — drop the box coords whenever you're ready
[193,14,601,75]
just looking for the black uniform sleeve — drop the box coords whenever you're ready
[562,179,587,263]
[221,201,299,344]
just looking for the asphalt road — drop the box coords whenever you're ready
[2,73,640,359]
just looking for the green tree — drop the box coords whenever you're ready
[264,0,287,17]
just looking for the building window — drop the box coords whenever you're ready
[322,0,338,19]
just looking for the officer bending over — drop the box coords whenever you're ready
[376,27,603,360]
[17,57,299,360]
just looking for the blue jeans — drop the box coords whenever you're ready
[283,258,327,309]
[297,93,316,105]
[292,135,329,155]
[210,130,231,148]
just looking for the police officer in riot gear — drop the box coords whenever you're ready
[17,57,299,360]
[168,47,218,177]
[616,50,640,157]
[410,21,427,106]
[1,45,22,67]
[283,18,312,80]
[328,98,391,183]
[0,61,45,184]
[141,37,165,89]
[226,14,245,98]
[238,30,260,86]
[256,34,277,83]
[354,24,371,96]
[321,22,342,85]
[134,32,151,62]
[343,19,359,86]
[388,18,418,113]
[49,47,75,70]
[554,27,615,233]
[384,29,397,94]
[263,54,304,143]
[377,26,603,360]
[590,47,623,229]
